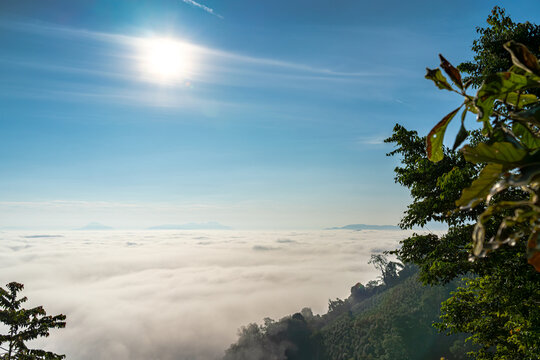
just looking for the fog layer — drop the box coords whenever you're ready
[0,230,414,360]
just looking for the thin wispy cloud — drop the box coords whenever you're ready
[0,200,227,213]
[0,19,395,115]
[0,20,380,79]
[181,0,224,19]
[357,135,387,145]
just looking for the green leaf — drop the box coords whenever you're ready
[504,41,540,76]
[461,142,527,165]
[475,71,540,123]
[508,65,529,76]
[513,104,540,126]
[439,54,463,90]
[425,68,453,91]
[464,98,478,114]
[502,92,538,108]
[512,122,540,150]
[452,109,468,150]
[426,107,461,162]
[456,163,503,208]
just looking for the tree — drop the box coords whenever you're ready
[424,40,540,360]
[425,42,540,268]
[368,254,404,287]
[0,282,66,360]
[458,6,540,88]
[386,7,540,359]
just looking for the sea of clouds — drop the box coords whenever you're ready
[0,229,419,360]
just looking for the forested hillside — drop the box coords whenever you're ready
[223,257,471,360]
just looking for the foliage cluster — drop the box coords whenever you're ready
[386,7,540,360]
[0,282,66,360]
[425,40,540,266]
[458,6,540,88]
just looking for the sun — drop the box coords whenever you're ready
[139,38,192,82]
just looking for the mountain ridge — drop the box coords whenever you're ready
[326,223,399,231]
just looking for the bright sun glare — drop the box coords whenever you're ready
[140,38,192,82]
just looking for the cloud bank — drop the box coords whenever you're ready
[0,229,420,360]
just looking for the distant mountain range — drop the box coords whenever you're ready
[326,224,399,231]
[148,222,231,230]
[75,222,114,230]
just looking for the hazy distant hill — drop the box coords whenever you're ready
[75,222,113,230]
[148,222,231,230]
[326,223,399,230]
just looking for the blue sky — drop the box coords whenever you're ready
[1,0,539,230]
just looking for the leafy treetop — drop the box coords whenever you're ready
[0,282,66,360]
[424,40,540,271]
[458,6,540,88]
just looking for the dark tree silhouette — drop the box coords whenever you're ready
[0,282,66,360]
